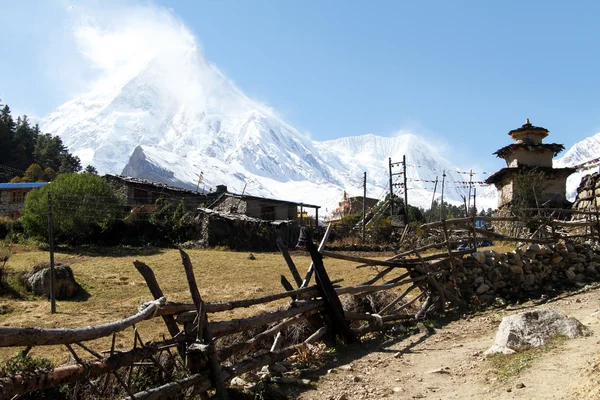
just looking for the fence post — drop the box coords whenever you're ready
[48,191,56,314]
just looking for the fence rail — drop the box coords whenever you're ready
[1,210,598,399]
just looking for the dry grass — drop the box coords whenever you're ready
[0,246,400,364]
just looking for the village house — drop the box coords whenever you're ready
[209,185,320,225]
[485,119,575,209]
[105,175,320,225]
[104,174,218,211]
[325,192,380,224]
[0,182,48,219]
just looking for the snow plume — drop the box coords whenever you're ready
[66,2,275,117]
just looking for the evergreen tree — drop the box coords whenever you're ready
[84,165,98,175]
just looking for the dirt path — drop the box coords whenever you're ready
[294,287,600,400]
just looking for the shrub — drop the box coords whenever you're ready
[21,173,125,244]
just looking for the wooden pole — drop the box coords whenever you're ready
[467,170,473,212]
[440,171,446,221]
[300,223,332,288]
[388,157,394,219]
[362,171,367,243]
[179,249,228,400]
[47,191,56,314]
[403,155,409,225]
[133,260,185,359]
[276,237,303,287]
[429,176,438,223]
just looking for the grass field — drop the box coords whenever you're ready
[0,245,393,365]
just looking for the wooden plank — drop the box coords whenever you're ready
[276,237,303,287]
[0,298,165,347]
[133,260,184,358]
[306,239,359,344]
[300,223,333,288]
[179,249,228,400]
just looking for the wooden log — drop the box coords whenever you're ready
[415,292,434,320]
[307,239,359,344]
[377,283,419,315]
[177,301,325,333]
[276,237,303,287]
[473,228,555,244]
[0,298,165,347]
[0,338,182,399]
[300,223,333,288]
[158,286,323,315]
[127,327,329,400]
[360,268,405,286]
[133,260,184,358]
[321,250,418,268]
[218,309,319,360]
[179,249,228,400]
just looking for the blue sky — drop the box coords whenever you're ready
[2,0,600,173]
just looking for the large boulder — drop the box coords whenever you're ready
[24,263,80,299]
[484,308,591,356]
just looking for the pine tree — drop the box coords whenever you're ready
[84,165,98,175]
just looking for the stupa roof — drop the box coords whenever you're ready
[508,118,549,140]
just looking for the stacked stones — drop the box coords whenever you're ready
[442,242,600,304]
[572,171,600,212]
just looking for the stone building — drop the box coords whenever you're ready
[485,119,575,209]
[0,182,48,219]
[210,185,320,225]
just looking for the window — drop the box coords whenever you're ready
[10,191,26,203]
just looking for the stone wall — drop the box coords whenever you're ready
[572,172,600,213]
[439,241,600,304]
[0,190,26,218]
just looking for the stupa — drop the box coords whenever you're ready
[485,119,575,209]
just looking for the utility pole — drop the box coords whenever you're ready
[47,191,56,314]
[362,172,367,243]
[467,170,473,213]
[402,155,408,225]
[440,171,446,221]
[429,176,438,223]
[388,158,394,219]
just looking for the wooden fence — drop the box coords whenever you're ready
[1,209,598,399]
[0,225,460,400]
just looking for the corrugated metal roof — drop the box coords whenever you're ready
[0,182,49,189]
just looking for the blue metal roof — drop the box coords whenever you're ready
[0,182,49,189]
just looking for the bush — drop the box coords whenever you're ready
[21,173,125,244]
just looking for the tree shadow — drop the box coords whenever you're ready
[57,245,164,258]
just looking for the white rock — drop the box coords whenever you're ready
[484,309,591,356]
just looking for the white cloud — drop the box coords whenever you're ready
[38,1,277,118]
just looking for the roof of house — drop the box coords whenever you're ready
[0,182,48,189]
[219,192,320,209]
[104,174,208,196]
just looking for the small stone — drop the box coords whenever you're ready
[565,269,577,281]
[392,387,404,393]
[350,375,361,382]
[510,265,524,275]
[506,388,512,392]
[552,256,563,264]
[476,283,490,294]
[426,368,450,374]
[516,382,526,389]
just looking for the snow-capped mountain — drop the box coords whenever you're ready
[555,132,600,200]
[41,43,472,213]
